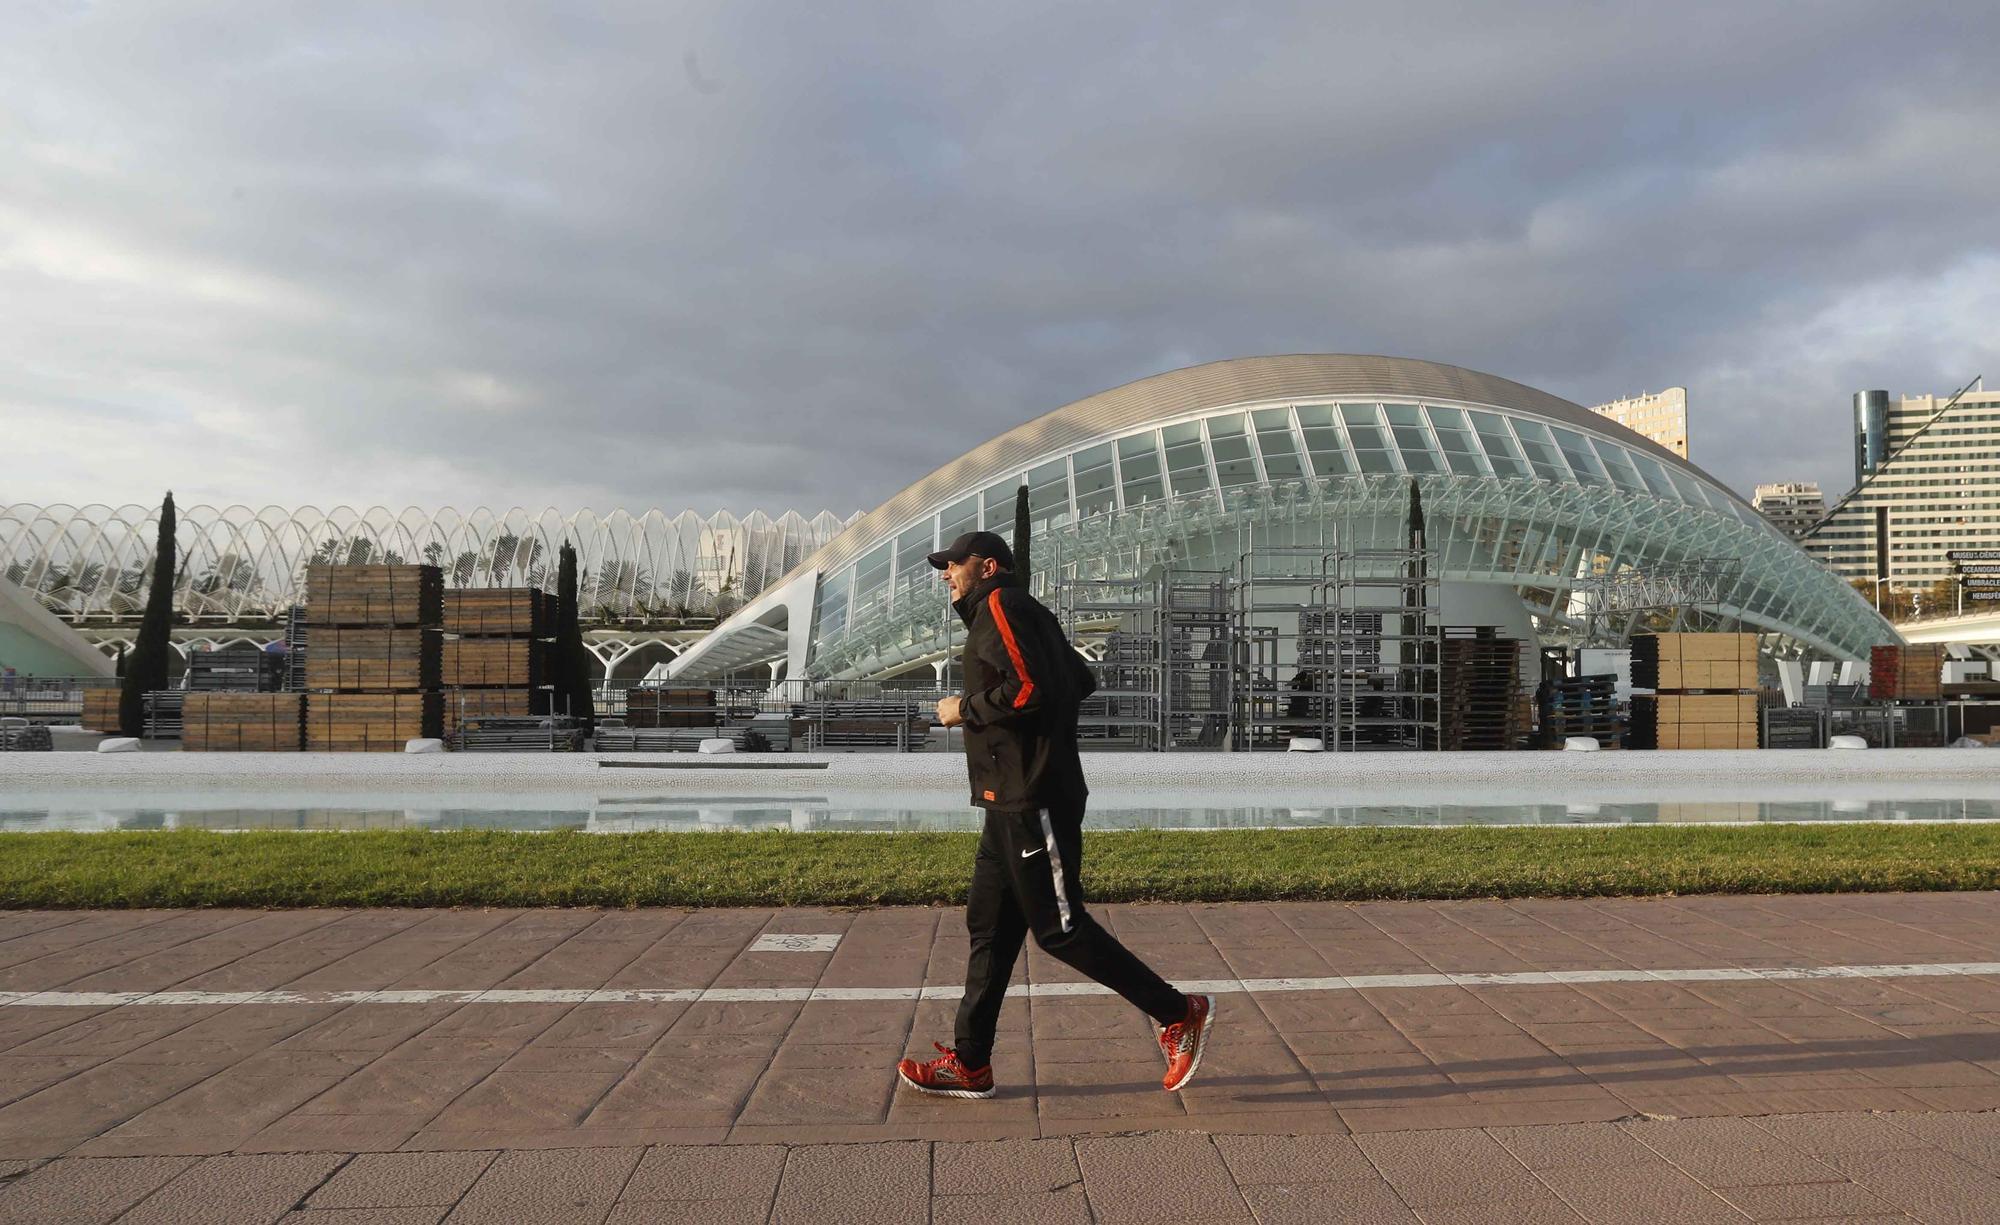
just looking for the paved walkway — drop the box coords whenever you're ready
[0,893,1994,1221]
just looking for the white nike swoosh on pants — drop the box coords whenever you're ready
[1020,848,1044,859]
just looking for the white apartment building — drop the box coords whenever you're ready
[1753,482,1827,541]
[1588,387,1688,458]
[1802,383,2000,585]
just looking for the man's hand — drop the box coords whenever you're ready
[936,695,964,727]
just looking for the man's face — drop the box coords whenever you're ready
[943,555,994,602]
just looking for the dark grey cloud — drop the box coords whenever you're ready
[3,1,1997,518]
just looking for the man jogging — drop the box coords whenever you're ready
[896,530,1214,1099]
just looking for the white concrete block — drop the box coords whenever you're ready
[1828,735,1870,750]
[96,737,142,753]
[698,738,736,754]
[403,738,445,754]
[1562,737,1601,751]
[1286,737,1324,752]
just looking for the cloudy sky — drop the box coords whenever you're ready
[4,2,1997,519]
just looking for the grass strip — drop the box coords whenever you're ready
[2,824,1998,909]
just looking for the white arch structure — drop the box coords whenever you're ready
[0,505,857,628]
[670,355,1899,682]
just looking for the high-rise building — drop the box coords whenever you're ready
[1589,387,1688,458]
[1752,482,1826,540]
[1802,382,2000,586]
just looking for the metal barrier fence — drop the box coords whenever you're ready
[0,676,118,723]
[590,678,958,752]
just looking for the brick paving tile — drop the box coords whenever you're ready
[932,1189,1096,1223]
[279,1005,464,1054]
[0,1155,196,1225]
[1711,1178,1903,1221]
[1034,1059,1187,1124]
[293,1059,498,1119]
[521,1003,689,1051]
[1534,1163,1750,1224]
[932,1136,1080,1195]
[387,1004,574,1063]
[443,1147,642,1224]
[117,1152,347,1225]
[1621,1116,1849,1187]
[0,1059,214,1153]
[1212,1133,1376,1184]
[306,1151,497,1208]
[238,1116,425,1155]
[425,1070,623,1132]
[604,1201,766,1225]
[618,1143,785,1201]
[589,1038,779,1127]
[1410,1195,1586,1223]
[1075,1134,1251,1223]
[1351,1128,1547,1207]
[669,1002,807,1039]
[1237,1179,1419,1224]
[770,1140,928,1225]
[1817,1148,2000,1224]
[278,1209,447,1224]
[1487,1121,1660,1170]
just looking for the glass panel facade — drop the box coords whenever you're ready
[1071,443,1116,518]
[1627,452,1682,501]
[1592,439,1647,494]
[938,494,980,543]
[893,520,935,588]
[1252,408,1305,480]
[980,479,1019,533]
[1549,427,1607,486]
[1207,414,1259,487]
[816,566,853,640]
[850,542,892,620]
[1118,433,1165,505]
[1425,406,1487,477]
[1467,410,1528,478]
[1385,403,1441,474]
[1340,404,1399,474]
[1508,419,1571,483]
[1296,405,1352,477]
[1162,421,1212,496]
[1026,458,1071,532]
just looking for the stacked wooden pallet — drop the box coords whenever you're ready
[441,587,552,740]
[80,689,122,733]
[625,687,718,729]
[1629,632,1759,750]
[304,564,443,628]
[183,693,305,752]
[1440,627,1523,750]
[1869,644,1944,701]
[304,564,443,751]
[1544,675,1620,748]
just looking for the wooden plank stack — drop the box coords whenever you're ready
[304,628,440,691]
[80,689,122,733]
[1630,632,1759,750]
[1869,644,1944,701]
[625,687,718,729]
[303,564,443,628]
[304,564,443,750]
[183,693,305,751]
[1630,632,1757,692]
[1630,693,1758,749]
[308,693,443,751]
[1440,627,1523,750]
[441,587,553,743]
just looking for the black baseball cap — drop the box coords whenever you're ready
[926,530,1015,571]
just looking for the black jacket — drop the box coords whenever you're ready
[953,572,1097,812]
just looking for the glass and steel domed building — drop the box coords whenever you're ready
[670,355,1897,683]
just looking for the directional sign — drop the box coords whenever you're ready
[1949,549,2000,562]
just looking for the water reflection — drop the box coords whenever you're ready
[0,795,1996,833]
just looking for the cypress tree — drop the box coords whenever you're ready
[555,542,595,733]
[1011,484,1031,580]
[120,492,176,737]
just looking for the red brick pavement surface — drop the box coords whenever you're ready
[0,893,1993,1220]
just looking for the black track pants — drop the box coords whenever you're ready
[953,803,1188,1069]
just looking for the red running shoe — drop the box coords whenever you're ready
[897,1042,996,1099]
[1160,994,1215,1091]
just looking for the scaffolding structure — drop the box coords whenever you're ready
[1060,577,1165,750]
[1326,547,1442,751]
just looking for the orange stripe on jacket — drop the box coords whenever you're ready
[986,590,1036,710]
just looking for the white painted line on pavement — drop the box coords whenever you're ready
[1,960,1997,1008]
